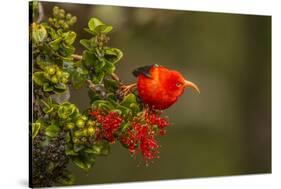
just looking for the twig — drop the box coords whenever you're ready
[73,54,136,95]
[86,79,96,91]
[36,2,44,23]
[111,72,120,82]
[71,54,82,60]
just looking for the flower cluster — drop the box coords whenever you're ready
[48,6,77,30]
[89,109,170,163]
[145,111,169,135]
[90,110,123,143]
[71,115,97,146]
[121,110,170,163]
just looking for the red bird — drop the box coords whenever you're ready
[133,64,200,110]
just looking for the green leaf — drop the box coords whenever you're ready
[130,103,140,115]
[80,39,92,50]
[92,100,114,111]
[72,153,95,171]
[103,79,119,92]
[46,162,58,173]
[63,60,74,71]
[92,72,105,84]
[32,23,47,44]
[49,37,62,50]
[32,122,41,140]
[91,142,110,156]
[58,102,77,119]
[56,170,75,185]
[41,99,54,114]
[103,62,115,74]
[43,106,54,114]
[65,149,78,156]
[120,122,130,133]
[43,83,54,92]
[104,48,123,64]
[65,132,71,143]
[60,43,75,57]
[63,61,86,89]
[111,109,122,115]
[32,72,46,86]
[83,28,96,35]
[46,25,58,40]
[88,18,105,33]
[45,125,60,138]
[70,67,88,89]
[51,87,70,104]
[121,93,137,107]
[117,105,132,116]
[73,144,85,152]
[54,83,67,93]
[88,90,102,104]
[82,51,98,68]
[102,25,113,34]
[63,31,76,45]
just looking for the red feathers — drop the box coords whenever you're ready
[136,65,200,110]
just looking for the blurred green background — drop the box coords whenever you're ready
[42,2,271,185]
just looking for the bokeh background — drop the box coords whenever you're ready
[42,2,271,185]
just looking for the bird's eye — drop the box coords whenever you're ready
[176,83,182,87]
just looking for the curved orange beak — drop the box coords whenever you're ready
[184,80,200,94]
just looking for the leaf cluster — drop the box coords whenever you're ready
[72,18,123,87]
[30,5,154,187]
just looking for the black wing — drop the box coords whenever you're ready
[132,64,159,78]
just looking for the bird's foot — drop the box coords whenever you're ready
[119,83,137,97]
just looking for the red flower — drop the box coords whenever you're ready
[140,135,159,161]
[121,119,161,163]
[145,111,169,129]
[91,110,123,143]
[92,109,170,164]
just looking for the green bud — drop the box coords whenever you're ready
[74,130,82,137]
[81,137,87,143]
[58,20,64,26]
[47,66,56,75]
[53,6,60,16]
[65,122,74,130]
[63,23,69,30]
[56,70,62,77]
[62,72,69,79]
[51,75,59,84]
[69,16,77,25]
[86,120,95,127]
[32,23,47,44]
[81,115,88,121]
[61,77,68,84]
[59,9,65,19]
[73,137,80,144]
[76,119,85,128]
[60,9,65,15]
[43,72,50,79]
[82,129,88,136]
[87,127,95,135]
[66,13,72,20]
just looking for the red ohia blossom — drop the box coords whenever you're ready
[121,110,170,163]
[121,121,160,162]
[90,110,122,143]
[145,111,170,136]
[145,111,169,129]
